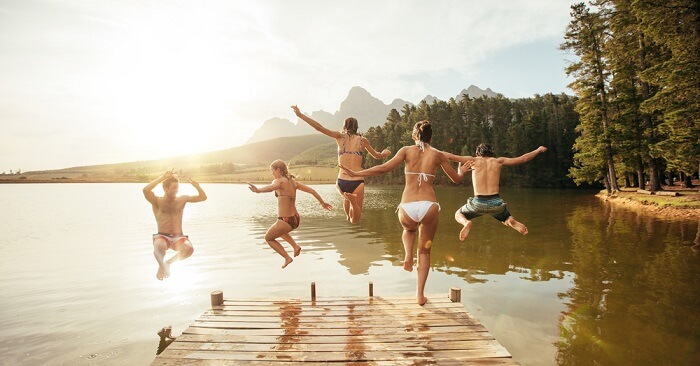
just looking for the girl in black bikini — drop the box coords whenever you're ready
[292,105,391,224]
[248,159,333,268]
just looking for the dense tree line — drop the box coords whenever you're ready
[362,93,581,188]
[561,0,699,193]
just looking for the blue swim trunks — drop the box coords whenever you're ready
[458,194,511,222]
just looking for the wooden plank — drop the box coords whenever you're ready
[166,339,503,352]
[191,318,476,329]
[206,304,477,317]
[183,324,491,337]
[175,331,495,345]
[197,310,478,322]
[156,348,513,362]
[151,357,520,365]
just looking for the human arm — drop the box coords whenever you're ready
[501,146,548,166]
[143,169,174,204]
[296,182,333,211]
[291,105,342,139]
[340,147,407,177]
[438,152,464,184]
[186,177,207,202]
[362,137,391,159]
[247,179,282,194]
[443,151,475,164]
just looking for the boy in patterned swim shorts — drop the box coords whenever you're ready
[445,143,547,241]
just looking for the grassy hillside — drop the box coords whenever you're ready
[6,134,336,183]
[289,142,337,166]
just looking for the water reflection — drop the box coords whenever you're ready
[558,202,700,365]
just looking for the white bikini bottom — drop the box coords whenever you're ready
[397,201,440,223]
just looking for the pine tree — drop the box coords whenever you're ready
[561,3,621,193]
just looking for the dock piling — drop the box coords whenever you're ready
[210,290,223,307]
[449,287,461,302]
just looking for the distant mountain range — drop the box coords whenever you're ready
[27,85,498,175]
[246,85,498,144]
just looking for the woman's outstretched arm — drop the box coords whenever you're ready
[291,105,341,139]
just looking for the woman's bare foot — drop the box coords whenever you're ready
[293,245,302,257]
[417,295,428,306]
[459,221,473,241]
[403,257,414,272]
[282,257,293,268]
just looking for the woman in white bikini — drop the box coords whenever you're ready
[340,120,467,305]
[248,160,333,268]
[291,105,391,224]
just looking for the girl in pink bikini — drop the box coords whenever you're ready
[340,121,468,305]
[248,160,333,268]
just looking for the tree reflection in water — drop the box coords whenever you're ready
[558,203,700,365]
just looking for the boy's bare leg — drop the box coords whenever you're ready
[504,216,528,235]
[454,210,473,241]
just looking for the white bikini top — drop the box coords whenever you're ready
[405,170,435,186]
[405,141,435,186]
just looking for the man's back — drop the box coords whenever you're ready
[471,157,504,196]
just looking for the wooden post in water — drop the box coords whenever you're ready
[310,282,316,301]
[449,287,461,303]
[368,282,374,297]
[211,290,224,307]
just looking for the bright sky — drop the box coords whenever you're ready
[0,0,577,172]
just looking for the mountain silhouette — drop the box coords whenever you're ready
[247,85,498,144]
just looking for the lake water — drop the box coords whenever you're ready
[0,183,698,365]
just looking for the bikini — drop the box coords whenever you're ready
[399,142,440,222]
[337,134,365,193]
[275,190,300,230]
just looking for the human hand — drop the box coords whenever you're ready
[247,182,259,193]
[162,168,175,179]
[321,202,333,211]
[291,105,303,117]
[187,177,199,186]
[537,146,548,153]
[381,149,391,158]
[458,161,474,174]
[339,164,357,177]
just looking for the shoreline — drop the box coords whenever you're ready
[596,188,699,221]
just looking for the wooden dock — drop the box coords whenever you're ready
[151,284,520,365]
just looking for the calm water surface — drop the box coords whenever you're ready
[0,183,698,365]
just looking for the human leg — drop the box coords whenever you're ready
[153,237,170,280]
[280,233,301,257]
[265,220,295,268]
[398,208,419,272]
[416,205,440,305]
[454,209,473,241]
[336,184,352,221]
[345,183,365,224]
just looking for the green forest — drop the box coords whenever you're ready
[363,0,699,192]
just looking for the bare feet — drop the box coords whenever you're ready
[505,217,528,235]
[282,257,293,268]
[156,262,171,281]
[403,257,414,272]
[293,245,302,257]
[417,296,428,306]
[459,221,473,241]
